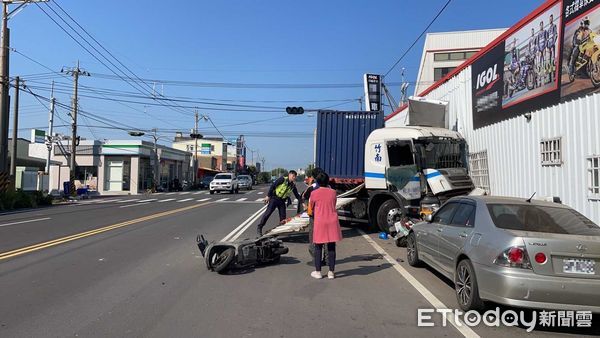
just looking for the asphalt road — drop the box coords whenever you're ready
[0,185,597,337]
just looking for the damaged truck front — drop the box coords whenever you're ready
[364,126,475,233]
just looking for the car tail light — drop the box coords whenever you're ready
[534,252,547,264]
[495,246,531,269]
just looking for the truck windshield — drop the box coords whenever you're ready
[415,139,467,169]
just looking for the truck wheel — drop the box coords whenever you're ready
[210,190,214,195]
[211,247,235,274]
[376,199,400,233]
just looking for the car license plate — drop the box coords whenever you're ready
[563,258,595,275]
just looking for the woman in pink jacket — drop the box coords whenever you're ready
[308,172,342,279]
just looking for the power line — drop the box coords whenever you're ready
[384,0,452,76]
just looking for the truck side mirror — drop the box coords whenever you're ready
[425,214,433,223]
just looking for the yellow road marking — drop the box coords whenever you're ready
[0,202,212,261]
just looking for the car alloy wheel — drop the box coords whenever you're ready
[456,263,472,308]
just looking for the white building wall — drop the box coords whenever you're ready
[415,29,506,94]
[387,65,600,224]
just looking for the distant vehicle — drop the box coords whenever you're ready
[210,173,239,194]
[199,176,214,189]
[238,175,253,190]
[407,195,600,312]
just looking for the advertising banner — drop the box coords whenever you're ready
[472,2,562,128]
[364,74,382,112]
[560,0,600,101]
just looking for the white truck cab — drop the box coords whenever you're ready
[363,126,475,232]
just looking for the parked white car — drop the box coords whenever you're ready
[210,173,239,194]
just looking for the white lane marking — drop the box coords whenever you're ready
[158,198,176,203]
[358,230,479,338]
[257,192,264,195]
[96,198,123,203]
[230,207,267,241]
[222,205,267,241]
[153,192,165,195]
[0,217,51,228]
[236,198,247,201]
[255,198,265,202]
[197,198,210,202]
[216,198,229,202]
[137,199,157,203]
[192,191,203,195]
[166,192,177,195]
[179,192,191,195]
[119,202,152,208]
[177,198,194,203]
[118,199,139,203]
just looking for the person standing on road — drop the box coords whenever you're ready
[308,172,342,279]
[301,167,328,265]
[256,170,302,237]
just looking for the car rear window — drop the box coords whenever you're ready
[487,203,600,235]
[215,174,232,179]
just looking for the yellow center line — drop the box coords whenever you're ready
[0,202,212,261]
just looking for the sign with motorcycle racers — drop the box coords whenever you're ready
[472,1,562,129]
[560,0,600,101]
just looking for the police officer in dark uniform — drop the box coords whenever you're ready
[256,170,302,236]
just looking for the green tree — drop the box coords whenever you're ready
[270,168,288,177]
[257,172,271,184]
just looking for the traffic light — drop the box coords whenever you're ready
[286,106,304,115]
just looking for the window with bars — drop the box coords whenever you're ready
[588,155,600,200]
[469,150,490,194]
[540,138,562,166]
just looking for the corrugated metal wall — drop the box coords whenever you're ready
[316,111,384,179]
[387,66,600,224]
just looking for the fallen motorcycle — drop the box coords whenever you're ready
[197,234,289,274]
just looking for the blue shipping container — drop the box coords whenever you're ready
[316,110,384,179]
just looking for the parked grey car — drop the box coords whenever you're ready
[406,196,600,312]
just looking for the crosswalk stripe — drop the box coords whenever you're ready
[166,192,177,195]
[216,198,229,202]
[177,198,194,202]
[236,198,247,201]
[198,198,210,202]
[118,199,139,203]
[179,192,191,195]
[255,198,264,202]
[192,191,203,195]
[137,199,156,203]
[257,192,264,195]
[158,198,175,203]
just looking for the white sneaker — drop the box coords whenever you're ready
[310,271,323,279]
[327,271,335,279]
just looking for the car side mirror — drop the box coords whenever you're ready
[425,214,433,223]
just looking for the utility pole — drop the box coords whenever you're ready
[358,97,363,111]
[0,0,48,192]
[45,81,55,174]
[152,128,159,190]
[63,61,89,194]
[9,76,19,185]
[194,110,199,186]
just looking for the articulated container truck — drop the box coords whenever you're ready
[315,110,475,234]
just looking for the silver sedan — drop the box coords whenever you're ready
[406,196,600,312]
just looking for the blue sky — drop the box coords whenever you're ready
[9,0,541,171]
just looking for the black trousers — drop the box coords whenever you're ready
[257,197,286,231]
[314,243,336,272]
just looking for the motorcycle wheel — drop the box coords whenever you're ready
[526,71,535,90]
[395,236,407,247]
[588,61,600,88]
[211,248,236,273]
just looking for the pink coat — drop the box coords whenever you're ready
[309,187,342,244]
